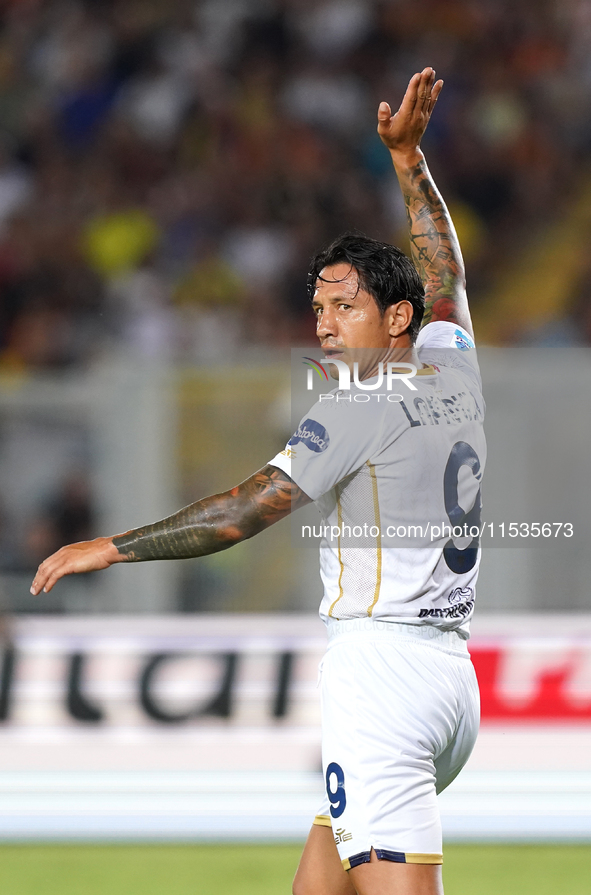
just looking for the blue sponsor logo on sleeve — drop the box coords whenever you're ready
[451,328,475,352]
[288,419,330,453]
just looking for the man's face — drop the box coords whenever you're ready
[312,262,395,379]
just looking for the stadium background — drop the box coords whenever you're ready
[0,0,590,892]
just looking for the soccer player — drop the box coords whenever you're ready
[31,68,485,895]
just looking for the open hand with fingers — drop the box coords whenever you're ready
[377,67,443,159]
[30,537,123,594]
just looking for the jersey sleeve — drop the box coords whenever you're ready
[416,321,482,393]
[268,397,390,500]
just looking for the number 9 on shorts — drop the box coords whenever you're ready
[326,761,346,818]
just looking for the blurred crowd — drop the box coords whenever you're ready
[0,0,590,371]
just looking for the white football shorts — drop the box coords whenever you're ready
[313,618,480,869]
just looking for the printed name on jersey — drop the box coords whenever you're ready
[399,391,482,428]
[450,328,475,352]
[288,418,330,453]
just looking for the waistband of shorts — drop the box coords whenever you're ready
[326,618,469,655]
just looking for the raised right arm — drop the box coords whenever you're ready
[378,67,473,336]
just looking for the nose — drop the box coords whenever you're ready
[316,305,338,340]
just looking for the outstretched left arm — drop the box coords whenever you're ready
[113,465,309,560]
[30,465,310,594]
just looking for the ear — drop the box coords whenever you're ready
[387,300,414,338]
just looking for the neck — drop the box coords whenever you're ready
[361,341,420,381]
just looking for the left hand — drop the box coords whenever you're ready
[377,67,443,157]
[30,537,123,595]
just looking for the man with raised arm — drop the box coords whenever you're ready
[32,69,485,895]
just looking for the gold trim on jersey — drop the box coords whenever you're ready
[367,461,382,617]
[313,814,332,828]
[386,364,435,377]
[328,485,345,618]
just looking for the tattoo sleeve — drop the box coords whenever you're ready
[394,153,472,334]
[113,465,310,562]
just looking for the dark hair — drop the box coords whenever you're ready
[307,232,425,343]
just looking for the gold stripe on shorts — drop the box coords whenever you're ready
[342,849,444,868]
[313,814,332,828]
[405,853,443,865]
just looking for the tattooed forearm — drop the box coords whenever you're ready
[393,153,472,333]
[113,465,310,562]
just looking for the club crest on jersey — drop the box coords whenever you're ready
[450,328,474,352]
[288,419,330,453]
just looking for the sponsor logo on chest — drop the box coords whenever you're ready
[288,418,330,453]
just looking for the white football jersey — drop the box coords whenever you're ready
[270,322,486,637]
